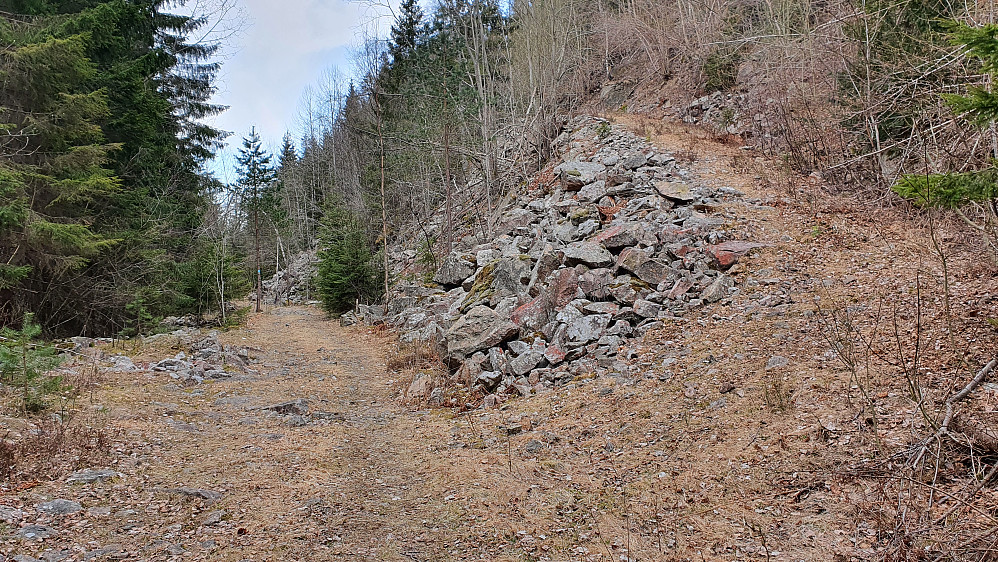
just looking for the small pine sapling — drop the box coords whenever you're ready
[0,313,65,414]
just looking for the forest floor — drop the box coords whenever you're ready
[3,115,998,562]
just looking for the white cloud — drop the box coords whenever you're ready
[199,0,391,181]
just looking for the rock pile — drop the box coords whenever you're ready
[148,332,253,384]
[384,116,768,404]
[258,250,319,306]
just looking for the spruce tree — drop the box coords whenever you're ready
[894,23,998,208]
[235,128,277,312]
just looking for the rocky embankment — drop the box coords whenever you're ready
[380,116,773,404]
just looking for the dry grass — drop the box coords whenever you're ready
[0,413,118,483]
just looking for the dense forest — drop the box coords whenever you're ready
[0,0,230,335]
[2,0,997,336]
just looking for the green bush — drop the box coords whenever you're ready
[0,313,65,414]
[702,50,741,93]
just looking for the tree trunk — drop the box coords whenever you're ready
[254,185,262,313]
[376,90,391,304]
[443,92,454,255]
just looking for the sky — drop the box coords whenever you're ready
[190,0,391,183]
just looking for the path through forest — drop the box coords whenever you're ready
[7,116,996,562]
[6,307,510,561]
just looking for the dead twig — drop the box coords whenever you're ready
[910,358,998,467]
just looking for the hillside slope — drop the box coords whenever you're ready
[2,114,996,562]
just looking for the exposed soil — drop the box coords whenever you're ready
[3,115,998,562]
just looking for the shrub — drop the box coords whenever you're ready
[0,313,65,414]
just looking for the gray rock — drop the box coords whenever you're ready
[13,555,42,562]
[67,469,120,484]
[17,525,55,540]
[446,306,518,358]
[0,505,23,522]
[556,161,605,190]
[434,253,477,286]
[564,243,613,268]
[566,315,611,347]
[633,299,662,318]
[261,399,309,416]
[766,356,789,370]
[701,274,733,303]
[620,153,648,170]
[37,499,82,516]
[510,350,545,377]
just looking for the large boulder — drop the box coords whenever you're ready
[446,306,519,359]
[564,243,614,268]
[555,161,605,191]
[490,255,532,305]
[434,253,477,286]
[565,315,611,347]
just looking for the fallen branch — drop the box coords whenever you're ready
[910,358,997,467]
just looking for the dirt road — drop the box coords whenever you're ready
[5,307,521,561]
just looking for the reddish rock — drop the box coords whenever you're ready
[660,225,690,242]
[511,297,549,330]
[704,241,768,270]
[591,225,637,251]
[548,268,579,308]
[666,278,694,300]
